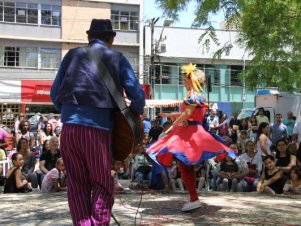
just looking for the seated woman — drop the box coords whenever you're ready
[240,140,263,192]
[41,158,66,192]
[257,155,285,194]
[38,122,56,148]
[4,153,31,193]
[275,138,296,177]
[283,166,301,195]
[17,138,39,189]
[217,154,241,192]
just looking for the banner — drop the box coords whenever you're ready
[21,80,53,103]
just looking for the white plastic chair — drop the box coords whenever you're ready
[0,160,10,177]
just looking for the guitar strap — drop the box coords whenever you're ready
[83,46,142,145]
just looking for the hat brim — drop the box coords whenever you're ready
[86,30,116,37]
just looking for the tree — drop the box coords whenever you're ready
[155,0,301,91]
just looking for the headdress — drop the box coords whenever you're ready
[181,63,197,76]
[181,63,204,94]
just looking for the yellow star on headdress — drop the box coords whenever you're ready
[181,63,196,76]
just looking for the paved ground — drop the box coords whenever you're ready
[1,187,301,226]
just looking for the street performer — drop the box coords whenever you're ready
[51,19,145,225]
[147,63,235,212]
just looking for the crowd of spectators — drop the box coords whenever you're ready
[0,113,65,193]
[1,109,301,196]
[113,108,301,195]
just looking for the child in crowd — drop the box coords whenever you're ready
[217,154,240,192]
[283,166,301,195]
[4,153,32,193]
[237,130,250,154]
[257,155,285,194]
[41,158,66,192]
[168,160,184,192]
[195,162,207,192]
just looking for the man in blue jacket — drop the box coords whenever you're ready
[51,19,145,226]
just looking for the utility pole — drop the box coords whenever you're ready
[150,17,159,100]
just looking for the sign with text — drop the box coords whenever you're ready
[21,80,53,103]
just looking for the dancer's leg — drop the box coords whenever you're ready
[178,162,198,202]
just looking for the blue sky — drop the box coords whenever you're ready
[144,0,224,28]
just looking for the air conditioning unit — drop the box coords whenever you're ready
[160,44,166,53]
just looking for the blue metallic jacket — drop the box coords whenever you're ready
[51,40,145,131]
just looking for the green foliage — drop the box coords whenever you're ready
[155,0,301,91]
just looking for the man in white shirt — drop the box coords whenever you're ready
[207,110,219,134]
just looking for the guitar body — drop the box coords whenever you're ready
[112,108,144,161]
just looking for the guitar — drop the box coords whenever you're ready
[112,108,144,161]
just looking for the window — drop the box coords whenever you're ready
[230,65,243,86]
[111,10,119,29]
[4,46,19,67]
[205,65,220,86]
[1,46,38,68]
[1,2,38,24]
[0,2,3,21]
[51,5,61,26]
[16,3,26,23]
[19,47,38,68]
[0,46,59,69]
[4,2,15,22]
[41,4,51,25]
[161,65,171,84]
[27,4,38,24]
[40,48,60,69]
[41,4,60,26]
[130,12,138,30]
[111,10,139,31]
[120,11,129,30]
[123,52,138,75]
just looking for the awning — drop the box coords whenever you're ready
[145,99,182,108]
[257,89,280,95]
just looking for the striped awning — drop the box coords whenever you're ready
[145,99,182,108]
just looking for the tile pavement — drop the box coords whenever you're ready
[1,187,301,226]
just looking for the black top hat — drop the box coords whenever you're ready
[86,19,116,36]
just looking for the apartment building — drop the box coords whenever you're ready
[0,0,143,126]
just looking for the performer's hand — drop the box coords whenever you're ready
[159,112,169,117]
[181,120,189,127]
[124,97,131,107]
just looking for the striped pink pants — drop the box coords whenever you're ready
[60,124,114,226]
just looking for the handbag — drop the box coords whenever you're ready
[84,47,144,161]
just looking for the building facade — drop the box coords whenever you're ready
[0,0,143,126]
[143,25,257,117]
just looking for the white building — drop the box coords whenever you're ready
[143,25,257,117]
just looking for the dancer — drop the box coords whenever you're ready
[147,63,235,212]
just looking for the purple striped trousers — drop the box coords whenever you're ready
[60,124,114,226]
